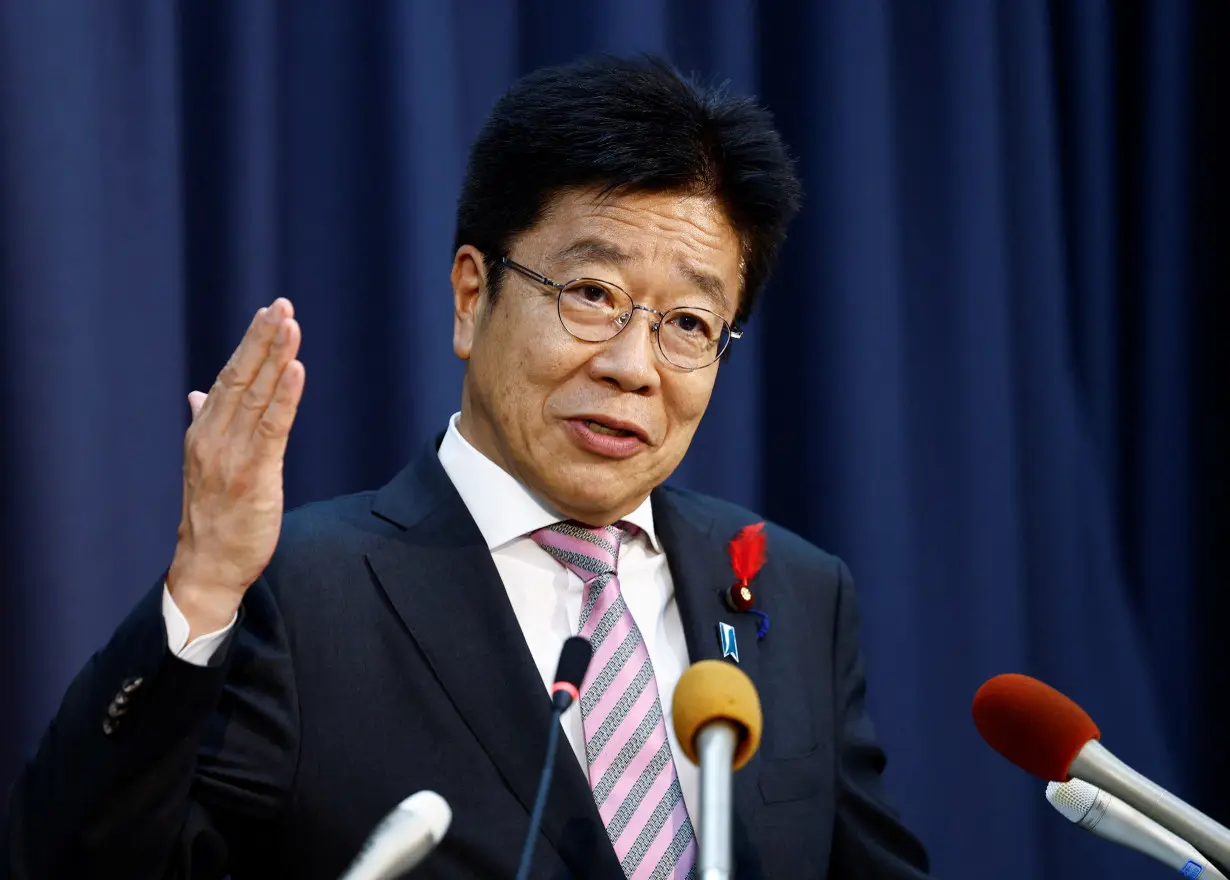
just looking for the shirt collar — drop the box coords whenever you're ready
[436,412,661,553]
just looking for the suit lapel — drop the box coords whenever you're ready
[652,488,761,693]
[652,488,766,866]
[364,442,623,879]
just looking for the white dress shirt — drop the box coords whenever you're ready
[163,412,699,821]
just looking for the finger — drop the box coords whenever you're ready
[229,317,302,440]
[252,359,306,458]
[194,305,270,423]
[187,391,208,422]
[199,299,295,427]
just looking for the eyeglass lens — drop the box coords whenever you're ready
[557,280,730,368]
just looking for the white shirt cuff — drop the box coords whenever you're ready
[162,584,237,666]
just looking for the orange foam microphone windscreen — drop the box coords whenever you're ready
[672,660,763,771]
[971,673,1102,781]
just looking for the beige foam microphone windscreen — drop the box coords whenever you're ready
[672,659,763,770]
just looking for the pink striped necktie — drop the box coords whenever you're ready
[531,521,698,880]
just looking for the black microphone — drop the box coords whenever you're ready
[515,636,592,880]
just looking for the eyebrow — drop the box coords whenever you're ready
[549,237,733,314]
[551,238,632,272]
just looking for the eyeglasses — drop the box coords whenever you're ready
[499,256,741,370]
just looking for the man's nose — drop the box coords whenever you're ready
[593,308,660,390]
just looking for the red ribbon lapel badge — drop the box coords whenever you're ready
[725,522,770,640]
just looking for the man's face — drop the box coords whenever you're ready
[451,188,743,525]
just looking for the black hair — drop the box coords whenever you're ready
[453,54,801,328]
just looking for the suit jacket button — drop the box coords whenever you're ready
[107,701,127,719]
[103,717,119,735]
[113,692,130,709]
[121,676,144,694]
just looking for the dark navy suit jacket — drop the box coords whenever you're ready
[2,439,931,879]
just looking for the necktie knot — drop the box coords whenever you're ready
[530,520,628,581]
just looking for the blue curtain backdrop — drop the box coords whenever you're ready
[1,2,1225,879]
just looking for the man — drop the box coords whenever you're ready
[2,56,930,879]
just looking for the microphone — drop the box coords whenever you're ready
[338,790,452,880]
[672,659,763,880]
[515,635,592,880]
[1045,778,1228,880]
[973,673,1230,872]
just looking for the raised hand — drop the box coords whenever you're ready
[166,298,305,638]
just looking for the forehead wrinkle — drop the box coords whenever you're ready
[558,218,733,313]
[591,201,727,253]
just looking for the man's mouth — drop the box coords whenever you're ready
[565,416,649,459]
[584,419,636,438]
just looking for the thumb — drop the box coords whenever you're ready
[187,391,208,422]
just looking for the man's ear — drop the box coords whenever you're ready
[452,245,487,360]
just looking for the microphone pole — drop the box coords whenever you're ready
[515,636,592,880]
[695,719,740,877]
[672,660,763,880]
[1046,778,1229,880]
[1069,740,1230,872]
